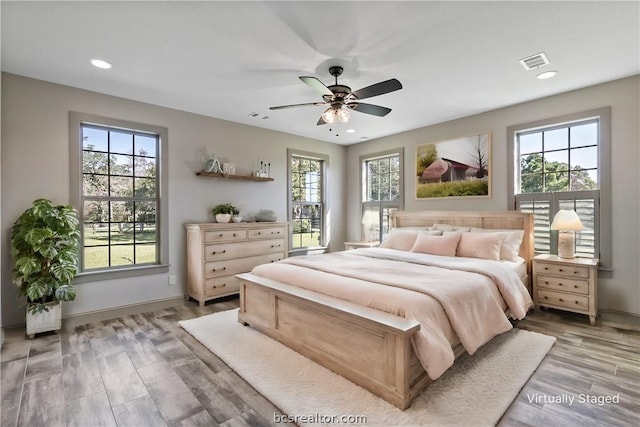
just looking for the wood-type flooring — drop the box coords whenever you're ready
[1,297,638,426]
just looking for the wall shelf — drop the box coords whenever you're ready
[196,171,274,182]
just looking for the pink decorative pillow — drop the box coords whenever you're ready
[469,227,524,261]
[457,232,504,260]
[379,229,420,251]
[411,232,461,256]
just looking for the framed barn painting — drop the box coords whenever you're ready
[415,131,491,199]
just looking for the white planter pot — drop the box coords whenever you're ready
[26,301,62,339]
[215,214,231,223]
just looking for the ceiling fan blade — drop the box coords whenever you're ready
[300,76,334,97]
[316,116,327,125]
[350,102,392,117]
[269,102,326,110]
[350,78,402,100]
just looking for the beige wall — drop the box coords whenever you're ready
[346,75,640,316]
[1,73,347,327]
[3,73,638,325]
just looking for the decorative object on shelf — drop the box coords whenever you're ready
[232,215,243,223]
[222,162,236,177]
[205,154,221,173]
[255,209,277,222]
[11,199,80,339]
[551,209,584,258]
[211,203,240,223]
[256,160,271,178]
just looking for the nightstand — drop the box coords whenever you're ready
[532,254,599,325]
[344,241,379,250]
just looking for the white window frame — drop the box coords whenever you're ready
[507,107,611,271]
[69,112,169,282]
[360,148,404,242]
[287,149,328,255]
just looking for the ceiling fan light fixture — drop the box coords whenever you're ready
[337,108,350,123]
[321,106,350,124]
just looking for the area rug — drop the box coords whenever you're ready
[179,309,555,426]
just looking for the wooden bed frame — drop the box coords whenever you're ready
[236,210,534,410]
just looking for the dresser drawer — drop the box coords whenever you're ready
[536,275,589,295]
[205,239,285,261]
[535,262,589,279]
[205,252,284,278]
[248,227,286,239]
[205,229,248,243]
[204,275,241,297]
[537,289,589,311]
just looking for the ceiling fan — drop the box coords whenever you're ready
[270,66,402,125]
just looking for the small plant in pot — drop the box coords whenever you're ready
[11,199,80,338]
[210,203,239,223]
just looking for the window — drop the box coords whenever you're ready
[360,149,404,242]
[288,150,327,252]
[70,113,169,279]
[507,107,611,269]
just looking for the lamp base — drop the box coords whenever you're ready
[557,231,575,259]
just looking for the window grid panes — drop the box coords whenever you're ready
[516,119,599,259]
[290,155,324,249]
[361,153,402,242]
[81,124,159,270]
[519,120,598,194]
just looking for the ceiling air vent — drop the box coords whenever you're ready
[519,52,550,71]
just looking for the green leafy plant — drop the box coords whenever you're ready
[210,203,240,216]
[11,199,81,314]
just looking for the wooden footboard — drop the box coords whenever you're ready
[236,272,439,410]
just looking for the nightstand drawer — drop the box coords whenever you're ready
[537,289,589,311]
[535,262,589,279]
[536,275,589,295]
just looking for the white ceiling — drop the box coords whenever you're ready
[2,1,639,145]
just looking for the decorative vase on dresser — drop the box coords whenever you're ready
[185,222,288,306]
[532,254,599,325]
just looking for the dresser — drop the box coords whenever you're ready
[185,222,288,306]
[532,254,599,325]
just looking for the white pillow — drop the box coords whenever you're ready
[410,232,461,257]
[433,223,472,232]
[469,227,524,262]
[379,229,420,251]
[456,232,504,260]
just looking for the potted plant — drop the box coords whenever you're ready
[11,199,80,338]
[210,203,239,223]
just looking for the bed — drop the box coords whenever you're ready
[236,210,534,409]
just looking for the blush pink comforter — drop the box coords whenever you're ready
[251,248,533,379]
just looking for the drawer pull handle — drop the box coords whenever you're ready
[212,267,227,272]
[211,250,227,255]
[544,296,548,299]
[574,271,579,274]
[544,267,548,270]
[257,232,262,235]
[213,284,227,289]
[558,283,563,286]
[544,281,549,285]
[558,269,563,272]
[575,300,579,304]
[559,298,564,302]
[574,285,578,288]
[233,233,236,237]
[219,233,223,237]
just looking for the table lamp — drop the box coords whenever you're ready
[550,209,584,258]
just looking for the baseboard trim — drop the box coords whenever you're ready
[598,309,640,332]
[62,296,186,329]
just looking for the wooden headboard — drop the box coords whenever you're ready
[391,210,535,282]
